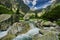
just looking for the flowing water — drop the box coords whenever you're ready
[13,22,59,40]
[29,22,36,29]
[0,26,12,38]
[13,22,40,40]
[0,22,59,40]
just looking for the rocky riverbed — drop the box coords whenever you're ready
[0,19,60,40]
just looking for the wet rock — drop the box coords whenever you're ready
[0,14,11,22]
[36,20,58,29]
[55,27,60,32]
[1,34,16,40]
[32,31,59,40]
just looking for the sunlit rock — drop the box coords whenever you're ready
[9,22,30,34]
[0,14,12,31]
[0,14,11,22]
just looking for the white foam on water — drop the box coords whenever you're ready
[26,28,40,36]
[13,34,28,40]
[13,28,40,40]
[0,31,8,38]
[0,26,12,38]
[29,22,35,29]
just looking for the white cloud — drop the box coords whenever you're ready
[32,0,37,6]
[23,0,30,4]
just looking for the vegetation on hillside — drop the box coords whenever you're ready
[40,4,60,21]
[0,5,13,14]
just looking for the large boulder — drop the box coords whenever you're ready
[0,14,12,31]
[8,22,30,35]
[32,31,59,40]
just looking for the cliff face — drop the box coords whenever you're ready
[0,0,59,10]
[0,0,59,13]
[0,0,30,13]
[0,0,12,8]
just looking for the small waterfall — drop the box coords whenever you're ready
[13,28,40,40]
[29,22,36,29]
[26,28,40,36]
[12,21,41,40]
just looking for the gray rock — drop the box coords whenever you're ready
[0,14,12,31]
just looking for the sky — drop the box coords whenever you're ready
[23,0,54,10]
